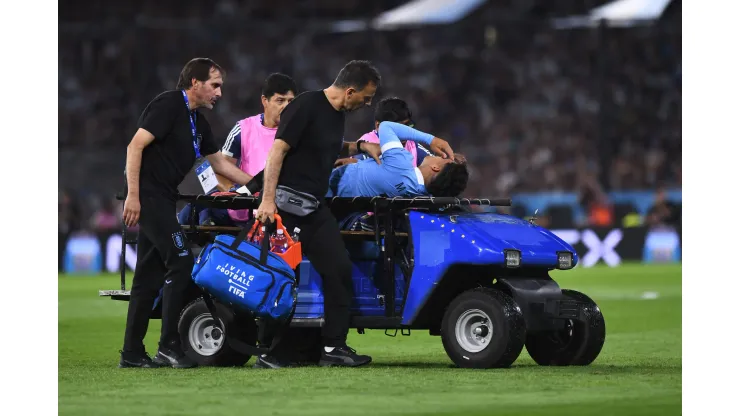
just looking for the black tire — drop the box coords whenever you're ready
[525,289,606,366]
[440,288,526,369]
[178,298,257,367]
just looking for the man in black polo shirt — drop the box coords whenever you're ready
[120,58,254,369]
[254,60,382,368]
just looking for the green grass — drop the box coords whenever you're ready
[59,264,681,415]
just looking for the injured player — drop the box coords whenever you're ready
[327,121,468,198]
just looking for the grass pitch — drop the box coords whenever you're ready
[59,264,681,415]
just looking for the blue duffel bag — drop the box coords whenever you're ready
[192,226,297,322]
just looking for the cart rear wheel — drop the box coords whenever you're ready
[178,298,257,367]
[440,288,526,369]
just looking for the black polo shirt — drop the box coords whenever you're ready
[132,90,219,201]
[275,90,345,200]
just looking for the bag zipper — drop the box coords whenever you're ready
[273,281,293,308]
[279,185,320,204]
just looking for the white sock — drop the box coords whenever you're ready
[324,346,335,353]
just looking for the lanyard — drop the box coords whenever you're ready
[181,90,200,158]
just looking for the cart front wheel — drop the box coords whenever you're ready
[525,289,605,366]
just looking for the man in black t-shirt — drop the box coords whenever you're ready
[254,60,383,368]
[120,58,254,369]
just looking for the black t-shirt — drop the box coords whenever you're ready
[276,90,345,200]
[131,90,219,201]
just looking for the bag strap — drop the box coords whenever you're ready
[259,220,274,265]
[205,214,296,358]
[237,216,284,266]
[230,227,250,250]
[200,290,270,357]
[202,289,298,358]
[200,291,228,337]
[230,299,298,358]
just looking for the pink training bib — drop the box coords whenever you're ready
[359,130,418,166]
[228,115,277,222]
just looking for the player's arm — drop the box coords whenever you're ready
[377,122,434,151]
[378,121,454,159]
[215,123,242,191]
[364,122,423,171]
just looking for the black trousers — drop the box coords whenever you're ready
[276,204,354,348]
[122,195,194,353]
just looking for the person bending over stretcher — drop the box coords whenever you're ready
[327,121,468,198]
[334,97,431,168]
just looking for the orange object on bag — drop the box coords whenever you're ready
[247,214,302,270]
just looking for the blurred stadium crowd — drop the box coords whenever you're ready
[59,0,681,234]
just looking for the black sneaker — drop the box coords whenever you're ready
[319,345,372,367]
[152,347,198,369]
[252,354,292,369]
[118,350,160,368]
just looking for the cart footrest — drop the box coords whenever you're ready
[99,289,131,301]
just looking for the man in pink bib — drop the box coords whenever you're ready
[219,73,297,224]
[218,74,298,191]
[178,73,297,226]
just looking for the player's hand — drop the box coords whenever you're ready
[359,141,382,164]
[256,199,277,224]
[334,157,359,168]
[123,196,141,227]
[430,137,455,160]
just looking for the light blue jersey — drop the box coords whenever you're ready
[327,122,434,197]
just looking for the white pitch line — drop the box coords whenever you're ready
[583,291,667,301]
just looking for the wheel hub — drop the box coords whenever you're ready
[473,325,489,338]
[211,327,223,340]
[188,314,225,356]
[455,309,494,353]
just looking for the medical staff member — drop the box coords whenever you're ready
[120,58,253,369]
[254,60,384,369]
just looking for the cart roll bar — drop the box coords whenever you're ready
[175,194,512,211]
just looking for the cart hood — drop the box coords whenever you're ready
[408,211,578,268]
